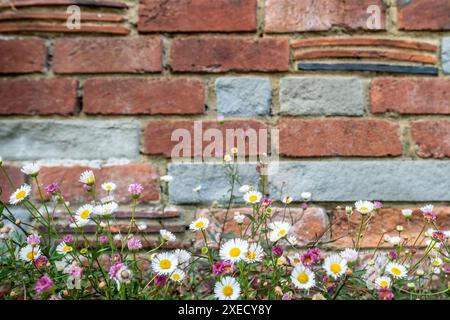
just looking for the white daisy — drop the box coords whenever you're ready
[420,204,434,213]
[323,254,348,279]
[388,236,402,246]
[56,242,73,255]
[75,204,94,223]
[268,221,291,242]
[101,195,115,204]
[94,202,118,216]
[170,269,185,283]
[354,200,375,215]
[79,170,95,185]
[151,252,178,275]
[101,182,116,192]
[223,154,232,162]
[431,257,443,267]
[214,277,241,300]
[301,192,312,202]
[288,254,303,267]
[340,248,358,263]
[20,162,40,176]
[243,243,264,263]
[19,245,41,262]
[219,238,248,262]
[174,249,191,267]
[70,219,89,228]
[160,175,173,182]
[276,256,287,266]
[189,217,209,231]
[137,223,147,231]
[287,236,298,246]
[239,185,250,193]
[9,184,31,205]
[233,212,245,224]
[291,265,315,290]
[282,196,293,204]
[401,209,413,218]
[244,191,262,204]
[385,262,407,279]
[160,229,176,242]
[375,276,391,289]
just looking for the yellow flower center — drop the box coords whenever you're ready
[278,229,286,236]
[359,206,368,211]
[80,209,90,220]
[26,251,35,260]
[297,272,309,284]
[293,258,300,264]
[330,263,342,274]
[222,285,233,297]
[15,190,26,200]
[229,248,241,258]
[160,259,172,270]
[379,280,389,288]
[391,267,401,276]
[63,245,72,252]
[86,176,94,184]
[249,195,258,202]
[105,185,112,190]
[172,274,181,281]
[195,221,204,229]
[247,251,256,260]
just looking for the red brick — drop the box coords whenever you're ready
[0,79,78,115]
[0,39,46,73]
[331,207,450,248]
[171,37,289,73]
[371,78,450,114]
[0,166,25,204]
[398,0,450,30]
[53,37,161,74]
[83,78,204,115]
[143,120,268,157]
[279,118,402,157]
[0,23,129,35]
[411,121,450,158]
[34,164,160,203]
[138,0,256,32]
[265,0,386,32]
[0,11,124,22]
[0,0,128,9]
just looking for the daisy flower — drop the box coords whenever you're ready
[301,192,312,202]
[127,238,142,251]
[268,221,291,242]
[94,202,118,216]
[276,256,287,266]
[219,239,249,262]
[189,217,209,231]
[243,243,264,263]
[402,209,413,218]
[214,277,241,300]
[291,265,315,290]
[56,242,73,255]
[385,262,407,279]
[287,236,298,246]
[101,182,117,192]
[79,170,95,185]
[233,212,245,224]
[431,257,443,267]
[160,229,176,242]
[75,204,94,223]
[355,200,375,215]
[19,245,41,262]
[224,154,232,162]
[152,252,178,275]
[340,248,358,263]
[170,269,185,283]
[26,234,41,246]
[243,191,262,204]
[323,254,348,280]
[239,185,250,193]
[288,254,303,267]
[21,162,40,176]
[282,196,293,204]
[420,204,434,213]
[375,276,391,289]
[173,249,191,267]
[9,184,31,205]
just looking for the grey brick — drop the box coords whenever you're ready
[0,120,140,160]
[168,162,260,204]
[269,161,450,201]
[443,37,450,74]
[216,77,272,117]
[279,77,365,116]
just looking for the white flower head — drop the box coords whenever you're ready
[323,254,348,280]
[388,236,402,246]
[170,269,186,283]
[244,191,262,204]
[340,248,358,263]
[239,185,250,193]
[282,196,293,204]
[301,192,312,202]
[79,170,95,185]
[75,204,94,222]
[355,200,375,215]
[137,223,147,231]
[288,254,302,267]
[214,277,241,300]
[19,245,41,262]
[224,154,232,162]
[268,221,291,242]
[189,217,209,231]
[160,229,176,242]
[151,252,178,275]
[385,262,407,279]
[401,209,413,218]
[291,265,315,290]
[243,243,264,263]
[233,212,245,224]
[160,175,173,183]
[9,184,31,205]
[101,182,117,192]
[174,249,191,267]
[56,242,73,255]
[431,257,443,267]
[21,162,40,176]
[420,204,434,213]
[193,185,202,193]
[375,276,391,289]
[219,238,249,262]
[276,256,287,266]
[287,236,298,246]
[94,202,118,216]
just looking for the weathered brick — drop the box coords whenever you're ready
[265,0,386,32]
[0,79,77,115]
[411,121,450,158]
[138,0,256,32]
[371,78,450,114]
[0,0,128,9]
[34,164,159,203]
[168,163,259,204]
[53,37,162,74]
[0,166,25,204]
[215,77,272,117]
[331,207,450,248]
[279,77,365,116]
[171,37,289,72]
[268,161,450,202]
[0,23,129,35]
[279,118,402,157]
[144,120,268,157]
[0,120,140,160]
[0,11,124,22]
[443,37,450,74]
[0,39,46,73]
[398,0,450,30]
[83,78,204,115]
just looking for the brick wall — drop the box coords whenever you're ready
[1,0,450,249]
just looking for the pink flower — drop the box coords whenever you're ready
[301,203,309,209]
[67,265,83,278]
[63,234,74,243]
[127,237,142,251]
[272,245,283,257]
[34,256,48,270]
[388,251,398,261]
[262,197,272,207]
[35,274,53,294]
[282,293,292,300]
[154,275,167,286]
[128,183,144,199]
[26,234,40,246]
[212,260,235,276]
[301,248,322,267]
[374,201,383,209]
[109,262,125,280]
[432,231,447,243]
[378,288,394,300]
[99,235,109,244]
[423,211,437,222]
[45,182,60,194]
